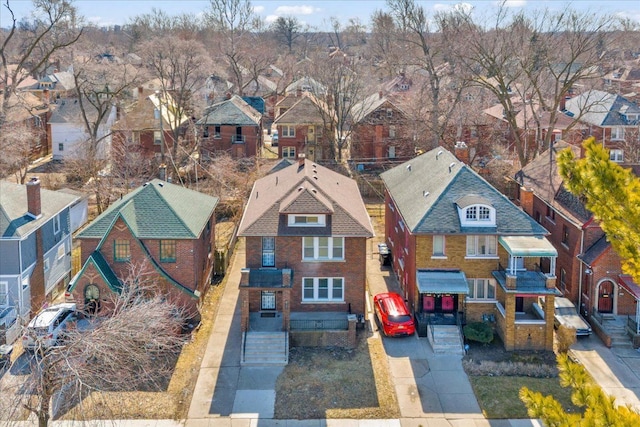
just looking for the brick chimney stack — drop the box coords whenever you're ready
[454,141,470,165]
[298,153,306,168]
[26,177,42,218]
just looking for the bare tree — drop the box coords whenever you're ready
[271,16,302,54]
[0,0,83,126]
[369,10,403,79]
[1,262,187,427]
[0,120,43,183]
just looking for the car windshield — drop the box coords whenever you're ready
[388,314,412,323]
[556,307,577,316]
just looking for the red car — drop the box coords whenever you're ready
[373,292,415,337]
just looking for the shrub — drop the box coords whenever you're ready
[555,325,577,353]
[464,322,494,344]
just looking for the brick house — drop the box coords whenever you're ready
[564,90,640,163]
[272,92,331,161]
[4,92,51,161]
[196,94,262,159]
[237,157,374,349]
[67,179,218,319]
[349,92,414,164]
[510,141,640,345]
[381,146,559,351]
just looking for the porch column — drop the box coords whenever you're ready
[504,294,516,351]
[549,257,557,277]
[282,288,291,331]
[240,268,250,332]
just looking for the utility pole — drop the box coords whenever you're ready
[155,90,166,167]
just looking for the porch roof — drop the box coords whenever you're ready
[499,236,557,257]
[618,275,640,300]
[417,269,469,295]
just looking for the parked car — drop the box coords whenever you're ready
[534,297,591,336]
[22,303,78,351]
[373,292,415,337]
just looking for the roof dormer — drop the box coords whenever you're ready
[456,195,496,227]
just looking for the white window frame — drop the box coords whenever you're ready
[262,237,275,267]
[282,146,296,158]
[302,277,344,302]
[611,126,625,141]
[302,237,344,261]
[0,281,8,306]
[288,214,326,227]
[460,204,495,227]
[388,146,396,158]
[282,125,295,137]
[466,235,498,258]
[609,149,624,162]
[467,278,496,300]
[432,235,446,258]
[389,125,396,138]
[53,215,61,235]
[153,130,162,145]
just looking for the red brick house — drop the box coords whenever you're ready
[196,94,263,159]
[272,92,331,161]
[349,93,414,164]
[67,179,218,319]
[237,157,374,353]
[381,146,559,351]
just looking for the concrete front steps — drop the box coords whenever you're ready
[429,324,464,355]
[241,331,289,366]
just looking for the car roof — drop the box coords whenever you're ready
[28,303,77,328]
[554,297,576,309]
[376,293,409,316]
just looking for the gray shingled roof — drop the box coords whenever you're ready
[380,147,548,235]
[274,95,325,125]
[578,234,610,266]
[564,90,640,127]
[196,95,261,126]
[77,179,218,240]
[238,159,374,238]
[0,180,80,238]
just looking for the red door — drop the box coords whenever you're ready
[598,281,614,313]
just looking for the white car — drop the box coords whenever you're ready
[553,297,591,336]
[22,303,78,351]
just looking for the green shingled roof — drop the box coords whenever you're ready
[77,180,218,240]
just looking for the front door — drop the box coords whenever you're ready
[261,291,276,310]
[598,281,614,313]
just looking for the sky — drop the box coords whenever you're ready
[2,0,640,30]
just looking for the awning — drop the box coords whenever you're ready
[499,236,557,257]
[618,275,640,300]
[417,270,469,295]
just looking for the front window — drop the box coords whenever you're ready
[289,215,325,226]
[611,127,625,140]
[282,146,296,158]
[282,125,295,137]
[58,143,64,151]
[114,239,131,262]
[467,278,496,300]
[160,240,176,262]
[154,130,162,145]
[432,235,445,257]
[466,235,497,257]
[303,237,344,261]
[389,125,396,138]
[214,126,221,138]
[609,149,624,162]
[465,205,491,222]
[0,281,7,305]
[53,215,61,234]
[262,237,275,267]
[302,277,344,302]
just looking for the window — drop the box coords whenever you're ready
[160,240,176,262]
[302,277,344,302]
[388,146,396,158]
[609,149,624,162]
[466,205,491,221]
[58,143,64,151]
[282,146,296,158]
[281,125,295,137]
[560,268,567,292]
[389,125,396,138]
[546,205,556,222]
[44,259,50,272]
[303,237,344,261]
[562,225,570,246]
[114,239,131,262]
[611,127,625,140]
[466,235,497,257]
[154,130,162,145]
[262,237,275,267]
[386,109,393,118]
[53,215,61,234]
[432,235,445,257]
[0,282,7,305]
[535,211,542,224]
[289,215,325,226]
[214,126,221,138]
[467,279,496,300]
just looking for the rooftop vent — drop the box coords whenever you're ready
[436,150,443,159]
[407,164,412,171]
[449,162,456,173]
[423,191,430,198]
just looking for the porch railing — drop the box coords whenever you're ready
[290,318,348,331]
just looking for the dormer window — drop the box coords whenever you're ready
[456,195,496,227]
[288,214,326,227]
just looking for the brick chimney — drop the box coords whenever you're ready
[298,153,306,168]
[454,141,470,165]
[519,187,534,216]
[26,177,42,218]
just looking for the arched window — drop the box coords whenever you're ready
[84,284,100,315]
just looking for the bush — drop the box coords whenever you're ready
[464,322,494,344]
[555,325,577,353]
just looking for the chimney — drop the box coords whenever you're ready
[298,153,306,168]
[26,177,42,218]
[454,141,470,165]
[520,187,534,216]
[159,164,167,181]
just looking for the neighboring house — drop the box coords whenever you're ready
[602,63,640,102]
[0,178,83,325]
[196,95,262,159]
[564,90,640,163]
[67,179,218,319]
[237,157,374,349]
[273,92,330,161]
[380,146,559,351]
[3,91,51,160]
[284,76,326,96]
[50,98,117,160]
[510,141,640,346]
[111,91,189,165]
[23,70,76,101]
[350,92,414,164]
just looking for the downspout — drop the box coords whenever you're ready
[578,226,585,316]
